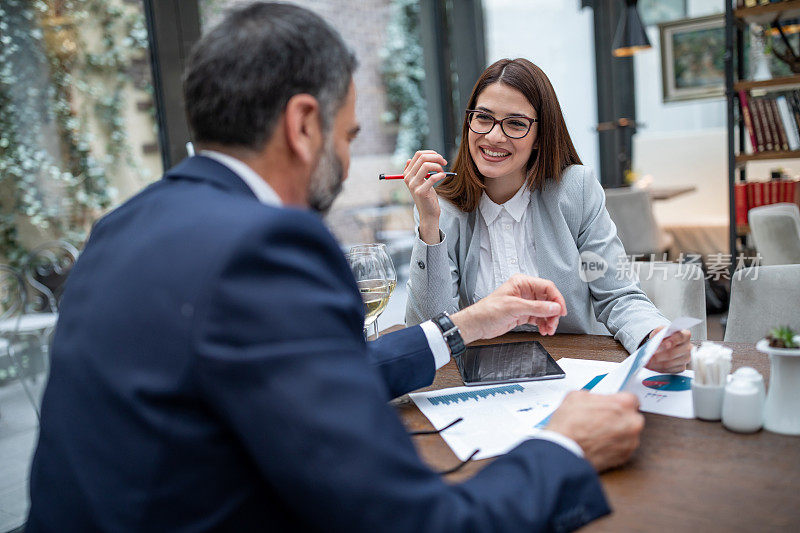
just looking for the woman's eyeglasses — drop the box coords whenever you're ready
[409,417,479,475]
[466,110,538,139]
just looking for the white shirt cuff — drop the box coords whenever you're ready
[533,430,584,458]
[419,320,451,370]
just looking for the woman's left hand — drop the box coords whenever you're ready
[644,328,692,373]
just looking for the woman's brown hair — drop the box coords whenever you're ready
[437,58,582,212]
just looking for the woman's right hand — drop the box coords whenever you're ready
[403,150,450,245]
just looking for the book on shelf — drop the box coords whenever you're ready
[776,95,800,150]
[784,179,795,202]
[735,182,748,226]
[788,91,800,138]
[764,97,788,151]
[739,91,760,152]
[737,180,800,227]
[739,90,800,154]
[754,98,776,151]
[750,98,766,151]
[754,181,763,208]
[769,98,789,151]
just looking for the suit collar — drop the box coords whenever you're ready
[199,150,282,206]
[163,156,258,200]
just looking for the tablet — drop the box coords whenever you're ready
[455,341,566,386]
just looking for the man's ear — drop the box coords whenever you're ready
[284,93,322,166]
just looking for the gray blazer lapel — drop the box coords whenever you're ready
[463,210,481,305]
[528,188,547,280]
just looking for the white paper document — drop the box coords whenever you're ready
[630,367,695,419]
[591,316,701,395]
[409,358,616,461]
[409,319,701,461]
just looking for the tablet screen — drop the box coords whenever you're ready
[456,341,565,386]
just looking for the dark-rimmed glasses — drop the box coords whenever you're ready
[466,109,538,139]
[409,417,479,475]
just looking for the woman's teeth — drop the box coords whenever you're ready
[480,147,510,158]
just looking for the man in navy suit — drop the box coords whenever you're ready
[28,3,644,531]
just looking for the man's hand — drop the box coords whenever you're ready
[645,327,692,373]
[546,391,644,472]
[451,274,567,344]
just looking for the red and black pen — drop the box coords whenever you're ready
[378,172,457,180]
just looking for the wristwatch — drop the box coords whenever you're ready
[432,312,466,358]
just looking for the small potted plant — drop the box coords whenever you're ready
[757,326,800,436]
[766,326,799,349]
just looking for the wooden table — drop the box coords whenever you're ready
[393,332,800,531]
[647,185,697,201]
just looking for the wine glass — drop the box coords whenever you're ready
[346,250,390,339]
[350,244,396,335]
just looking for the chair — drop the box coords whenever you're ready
[16,241,79,394]
[0,265,41,418]
[748,203,800,266]
[631,261,707,341]
[23,240,79,312]
[604,187,673,257]
[724,264,800,343]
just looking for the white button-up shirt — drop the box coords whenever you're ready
[474,184,538,301]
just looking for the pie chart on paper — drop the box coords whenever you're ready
[641,374,692,392]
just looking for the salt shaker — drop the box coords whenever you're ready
[731,367,766,404]
[722,378,763,433]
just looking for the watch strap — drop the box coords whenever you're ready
[432,312,466,357]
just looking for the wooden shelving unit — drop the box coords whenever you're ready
[734,0,800,25]
[733,74,800,92]
[735,149,800,164]
[726,0,800,259]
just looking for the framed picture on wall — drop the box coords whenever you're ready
[639,0,687,26]
[660,15,725,103]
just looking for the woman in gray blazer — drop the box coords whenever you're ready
[403,58,691,371]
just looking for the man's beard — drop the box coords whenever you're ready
[307,137,344,215]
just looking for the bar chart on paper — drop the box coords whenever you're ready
[426,384,525,406]
[409,358,622,461]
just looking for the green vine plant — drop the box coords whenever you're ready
[0,0,153,267]
[380,0,429,167]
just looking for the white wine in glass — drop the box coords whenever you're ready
[346,251,389,338]
[358,279,390,325]
[350,244,397,335]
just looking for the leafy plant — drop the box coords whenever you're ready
[381,0,428,166]
[0,0,152,266]
[766,326,799,348]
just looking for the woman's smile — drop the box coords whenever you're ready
[478,145,512,162]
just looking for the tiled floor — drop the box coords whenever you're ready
[0,380,40,532]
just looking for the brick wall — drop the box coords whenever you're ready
[203,0,397,156]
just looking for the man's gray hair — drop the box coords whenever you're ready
[184,2,357,150]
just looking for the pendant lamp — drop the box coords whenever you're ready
[612,0,651,57]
